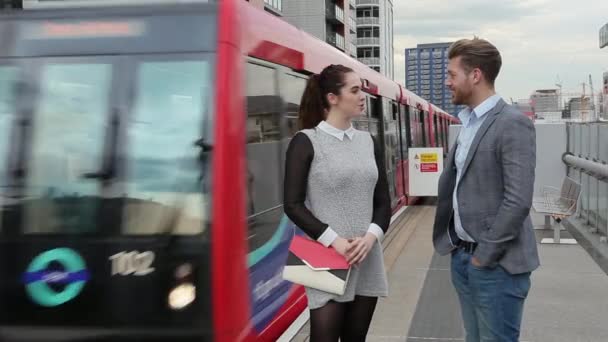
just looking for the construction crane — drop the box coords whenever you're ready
[589,74,596,120]
[555,75,563,110]
[581,82,588,121]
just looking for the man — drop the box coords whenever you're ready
[433,38,539,342]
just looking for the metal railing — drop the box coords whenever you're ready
[327,32,345,50]
[356,0,379,5]
[356,17,380,26]
[335,33,345,50]
[335,4,344,22]
[357,37,380,46]
[358,57,380,65]
[349,17,357,31]
[325,3,344,24]
[566,122,608,241]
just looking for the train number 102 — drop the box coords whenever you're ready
[109,251,155,276]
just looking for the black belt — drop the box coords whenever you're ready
[457,240,478,254]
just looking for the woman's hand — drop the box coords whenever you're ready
[346,233,377,265]
[331,237,353,258]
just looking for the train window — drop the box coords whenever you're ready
[384,119,399,207]
[246,63,281,143]
[0,66,16,178]
[0,66,17,232]
[409,107,418,147]
[410,107,424,147]
[423,111,431,146]
[419,109,426,146]
[441,117,445,148]
[383,99,392,120]
[444,118,449,146]
[245,62,285,267]
[433,114,440,147]
[283,73,307,138]
[444,118,450,151]
[392,101,398,120]
[124,60,210,235]
[400,105,410,155]
[245,62,282,216]
[23,62,112,234]
[369,96,381,119]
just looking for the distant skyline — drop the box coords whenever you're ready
[393,0,608,102]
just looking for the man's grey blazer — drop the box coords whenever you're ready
[433,99,540,275]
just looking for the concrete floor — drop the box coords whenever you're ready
[290,209,608,342]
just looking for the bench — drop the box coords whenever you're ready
[532,176,581,244]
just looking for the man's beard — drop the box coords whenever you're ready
[451,88,469,106]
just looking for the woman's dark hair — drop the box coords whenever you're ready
[298,64,354,129]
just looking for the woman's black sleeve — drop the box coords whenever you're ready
[371,135,391,233]
[283,133,330,240]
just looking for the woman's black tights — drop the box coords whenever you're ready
[309,295,378,342]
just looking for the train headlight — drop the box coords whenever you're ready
[168,282,196,310]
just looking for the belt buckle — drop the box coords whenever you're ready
[465,243,474,254]
[459,240,475,254]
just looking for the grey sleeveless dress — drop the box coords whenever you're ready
[297,128,389,309]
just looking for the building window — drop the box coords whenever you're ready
[357,7,379,17]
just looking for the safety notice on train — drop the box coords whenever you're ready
[409,148,444,196]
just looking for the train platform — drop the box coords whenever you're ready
[284,203,608,342]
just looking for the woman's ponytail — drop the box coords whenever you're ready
[297,64,354,130]
[298,74,325,130]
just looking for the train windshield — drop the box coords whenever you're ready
[0,8,218,237]
[0,67,16,180]
[0,55,214,236]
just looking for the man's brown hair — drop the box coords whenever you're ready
[448,37,502,85]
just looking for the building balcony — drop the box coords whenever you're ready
[357,37,380,46]
[349,17,357,32]
[337,33,345,50]
[356,17,380,26]
[327,32,346,50]
[356,0,380,6]
[358,57,380,66]
[326,4,345,24]
[349,0,357,8]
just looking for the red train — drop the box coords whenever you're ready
[0,0,458,341]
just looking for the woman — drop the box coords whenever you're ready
[283,64,391,341]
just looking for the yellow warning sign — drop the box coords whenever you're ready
[420,153,438,163]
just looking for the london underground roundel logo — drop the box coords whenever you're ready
[23,248,90,307]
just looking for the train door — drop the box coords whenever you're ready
[367,95,382,140]
[383,100,400,209]
[416,107,426,147]
[395,103,411,206]
[433,113,440,148]
[245,59,295,337]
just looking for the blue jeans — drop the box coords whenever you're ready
[451,248,531,342]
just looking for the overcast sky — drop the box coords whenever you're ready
[393,0,608,101]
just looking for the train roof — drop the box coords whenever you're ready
[238,2,454,119]
[239,2,401,102]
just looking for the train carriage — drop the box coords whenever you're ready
[0,0,458,341]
